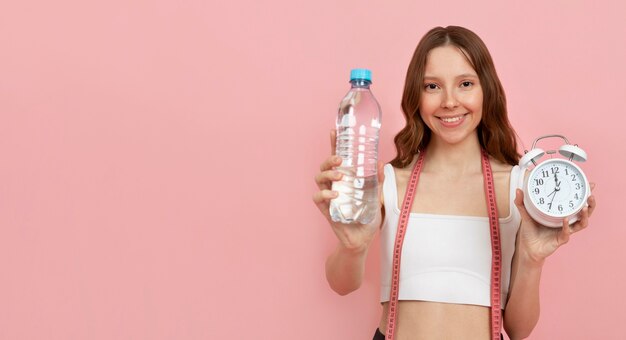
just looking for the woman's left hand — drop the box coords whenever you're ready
[513,183,597,264]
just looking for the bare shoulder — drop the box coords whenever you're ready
[489,158,516,217]
[488,158,514,190]
[390,156,419,186]
[489,156,515,173]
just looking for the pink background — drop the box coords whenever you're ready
[1,0,624,339]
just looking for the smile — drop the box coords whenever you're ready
[436,113,469,126]
[440,116,463,123]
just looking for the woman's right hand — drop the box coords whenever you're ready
[312,129,385,253]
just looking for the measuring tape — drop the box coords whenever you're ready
[384,149,502,340]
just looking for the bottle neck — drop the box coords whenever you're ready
[350,79,371,88]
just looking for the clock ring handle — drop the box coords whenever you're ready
[530,134,571,150]
[527,134,587,163]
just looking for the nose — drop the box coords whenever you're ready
[441,88,459,109]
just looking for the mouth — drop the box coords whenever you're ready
[436,113,470,124]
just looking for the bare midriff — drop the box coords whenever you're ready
[378,300,494,340]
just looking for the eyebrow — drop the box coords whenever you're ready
[423,73,479,80]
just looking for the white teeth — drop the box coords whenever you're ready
[441,116,462,123]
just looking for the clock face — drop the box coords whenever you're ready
[527,159,588,217]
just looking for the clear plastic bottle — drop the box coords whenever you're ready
[330,68,382,224]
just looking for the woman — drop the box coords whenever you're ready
[313,26,596,339]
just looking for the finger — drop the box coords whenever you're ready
[514,189,533,221]
[312,190,338,211]
[573,206,590,233]
[314,170,343,190]
[330,129,337,155]
[587,195,596,217]
[312,189,339,203]
[557,217,571,246]
[320,155,342,172]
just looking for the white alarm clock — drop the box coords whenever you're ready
[519,135,590,228]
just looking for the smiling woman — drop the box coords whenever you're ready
[392,26,519,170]
[419,46,483,145]
[313,25,597,340]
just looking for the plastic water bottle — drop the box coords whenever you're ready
[330,68,382,224]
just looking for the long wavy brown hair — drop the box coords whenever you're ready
[390,26,520,168]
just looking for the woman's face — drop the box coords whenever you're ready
[419,45,483,146]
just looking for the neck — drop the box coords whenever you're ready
[424,133,483,175]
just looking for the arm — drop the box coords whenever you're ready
[504,187,596,339]
[313,129,386,295]
[502,230,544,340]
[325,206,384,295]
[325,242,371,296]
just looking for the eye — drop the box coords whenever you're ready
[424,83,439,91]
[460,81,473,88]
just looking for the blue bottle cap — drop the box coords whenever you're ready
[350,68,372,82]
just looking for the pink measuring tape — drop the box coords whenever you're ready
[384,149,502,340]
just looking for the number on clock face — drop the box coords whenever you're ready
[528,160,587,217]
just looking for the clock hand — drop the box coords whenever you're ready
[548,187,558,211]
[554,171,558,185]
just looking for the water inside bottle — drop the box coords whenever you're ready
[328,69,380,225]
[330,170,378,224]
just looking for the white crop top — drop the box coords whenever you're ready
[380,163,523,309]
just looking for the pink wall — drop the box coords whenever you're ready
[1,0,624,339]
